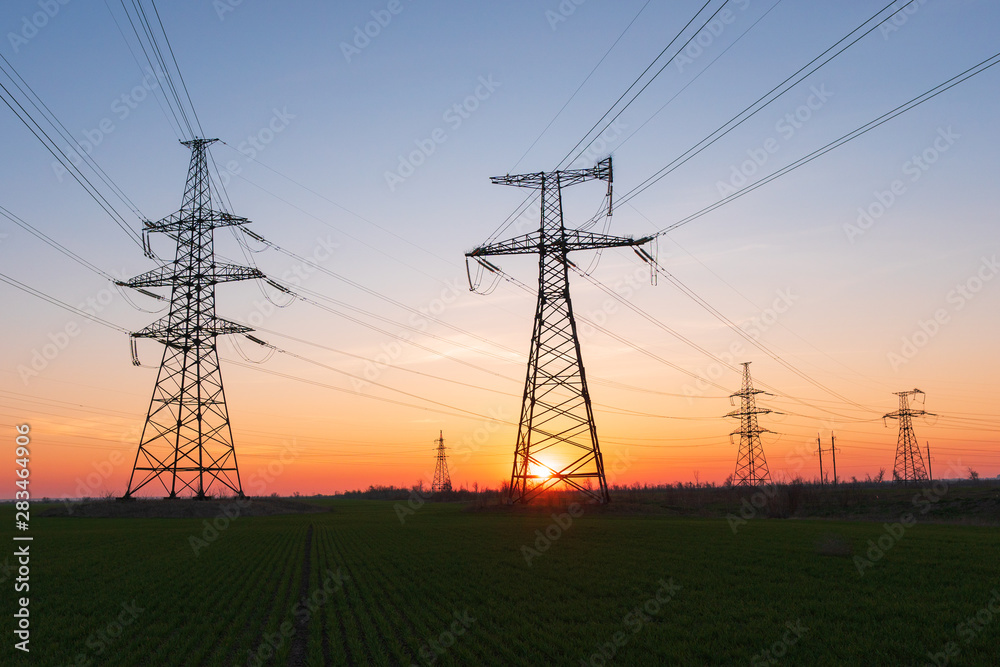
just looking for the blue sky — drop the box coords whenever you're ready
[2,0,999,493]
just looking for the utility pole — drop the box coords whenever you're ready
[831,432,838,485]
[120,138,263,499]
[926,441,932,482]
[431,430,452,493]
[817,433,824,486]
[466,157,652,505]
[726,362,774,487]
[884,388,932,484]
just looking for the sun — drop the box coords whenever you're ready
[528,459,557,481]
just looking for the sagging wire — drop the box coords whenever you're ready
[114,282,168,313]
[465,256,502,296]
[234,334,276,364]
[631,236,659,286]
[128,336,160,368]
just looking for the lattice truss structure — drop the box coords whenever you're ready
[727,362,774,487]
[467,158,652,504]
[120,138,262,498]
[885,388,931,484]
[431,431,452,493]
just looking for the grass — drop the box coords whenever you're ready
[3,499,999,665]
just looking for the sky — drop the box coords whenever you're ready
[1,0,999,498]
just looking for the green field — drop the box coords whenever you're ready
[4,499,1000,666]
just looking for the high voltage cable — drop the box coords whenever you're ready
[225,357,517,427]
[483,0,725,247]
[616,0,785,153]
[0,271,129,334]
[0,206,115,281]
[509,0,654,173]
[245,231,523,358]
[0,73,144,249]
[647,50,1000,235]
[559,0,736,170]
[616,0,909,207]
[146,0,204,136]
[571,264,741,375]
[0,53,146,221]
[101,1,181,140]
[647,260,874,412]
[484,262,732,392]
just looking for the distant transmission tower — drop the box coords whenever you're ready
[727,362,773,486]
[120,138,263,499]
[431,430,452,493]
[467,157,652,504]
[885,389,931,484]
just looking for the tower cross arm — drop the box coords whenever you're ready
[131,315,252,341]
[490,157,613,189]
[564,230,653,252]
[144,210,252,234]
[466,230,653,258]
[466,232,542,257]
[117,262,264,288]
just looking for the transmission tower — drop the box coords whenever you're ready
[467,157,652,505]
[885,389,931,484]
[727,362,774,486]
[431,430,452,493]
[119,138,263,499]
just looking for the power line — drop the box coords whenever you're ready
[640,52,1000,232]
[617,0,909,207]
[509,0,654,172]
[0,271,129,334]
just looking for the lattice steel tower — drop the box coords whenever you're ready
[431,430,452,493]
[885,388,931,484]
[467,157,652,504]
[120,138,262,499]
[727,362,773,486]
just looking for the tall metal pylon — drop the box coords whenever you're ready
[885,389,931,484]
[467,157,652,504]
[727,362,773,486]
[431,431,452,493]
[119,138,263,499]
